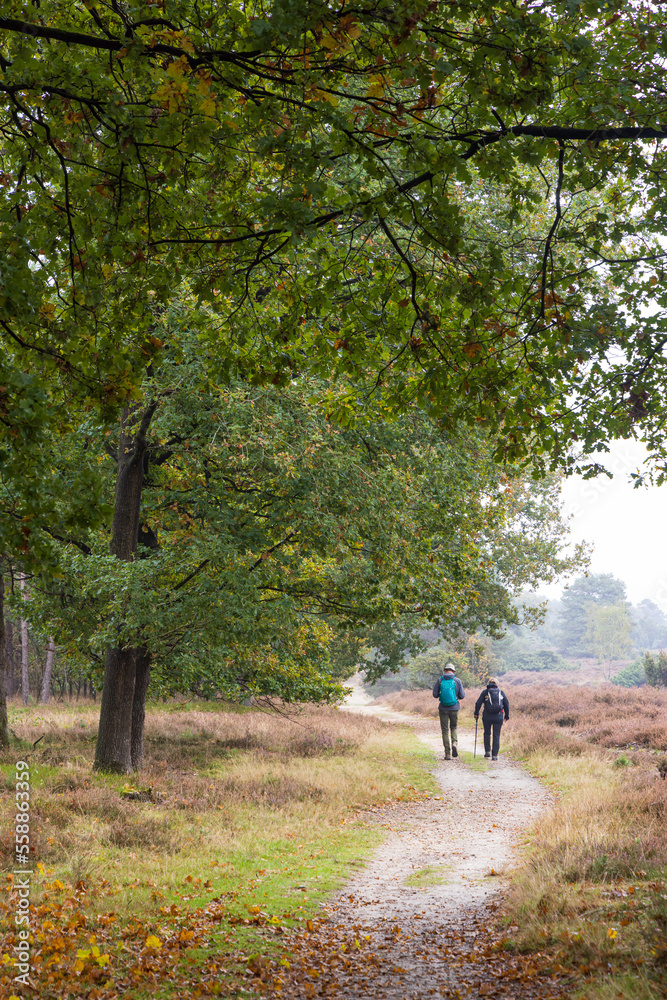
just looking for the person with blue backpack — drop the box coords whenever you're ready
[474,678,509,761]
[432,663,465,760]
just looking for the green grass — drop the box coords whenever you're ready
[576,971,666,1000]
[457,748,491,772]
[0,702,440,998]
[403,863,453,887]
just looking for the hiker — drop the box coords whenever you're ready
[474,678,509,761]
[432,663,465,760]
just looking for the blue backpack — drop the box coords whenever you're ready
[439,676,458,708]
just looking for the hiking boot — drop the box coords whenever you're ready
[451,746,458,758]
[492,756,498,761]
[444,754,451,760]
[484,752,491,758]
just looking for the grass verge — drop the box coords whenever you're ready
[0,700,438,998]
[456,748,491,772]
[500,721,667,1000]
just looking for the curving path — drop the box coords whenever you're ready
[272,685,562,1000]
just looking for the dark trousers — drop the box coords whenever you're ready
[483,716,503,757]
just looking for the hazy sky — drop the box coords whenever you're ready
[541,438,667,610]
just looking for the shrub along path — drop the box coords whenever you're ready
[267,690,570,999]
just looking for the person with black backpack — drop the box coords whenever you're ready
[474,678,509,761]
[432,663,465,760]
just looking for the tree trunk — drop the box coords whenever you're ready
[131,648,151,770]
[5,619,15,696]
[0,574,10,748]
[39,637,55,704]
[94,647,137,772]
[94,402,157,773]
[19,574,29,706]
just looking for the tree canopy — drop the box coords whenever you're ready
[583,603,634,679]
[4,1,667,760]
[20,317,585,708]
[632,599,667,650]
[3,0,667,491]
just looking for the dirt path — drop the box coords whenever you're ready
[340,685,549,918]
[270,688,565,1000]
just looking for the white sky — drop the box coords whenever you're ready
[541,438,667,610]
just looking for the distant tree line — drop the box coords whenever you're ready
[384,573,667,692]
[2,575,95,704]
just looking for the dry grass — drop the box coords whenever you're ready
[0,701,433,882]
[0,701,441,998]
[502,751,667,995]
[374,689,441,717]
[498,693,667,998]
[1,702,394,872]
[375,682,667,751]
[511,756,667,885]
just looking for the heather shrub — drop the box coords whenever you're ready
[2,702,382,771]
[506,718,585,757]
[142,705,378,767]
[507,683,667,748]
[374,681,667,755]
[106,815,180,851]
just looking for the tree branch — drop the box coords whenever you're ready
[0,16,260,64]
[172,560,210,592]
[539,141,565,319]
[249,533,297,572]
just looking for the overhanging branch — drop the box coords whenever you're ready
[0,16,261,64]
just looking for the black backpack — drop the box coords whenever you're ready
[485,687,504,713]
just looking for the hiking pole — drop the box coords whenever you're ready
[474,716,478,758]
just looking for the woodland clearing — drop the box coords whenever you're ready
[0,686,665,999]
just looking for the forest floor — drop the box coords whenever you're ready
[270,686,567,1000]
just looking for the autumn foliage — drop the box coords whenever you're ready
[0,701,433,997]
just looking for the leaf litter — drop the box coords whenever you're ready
[0,696,571,998]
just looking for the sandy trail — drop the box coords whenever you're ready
[276,687,558,999]
[339,685,548,917]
